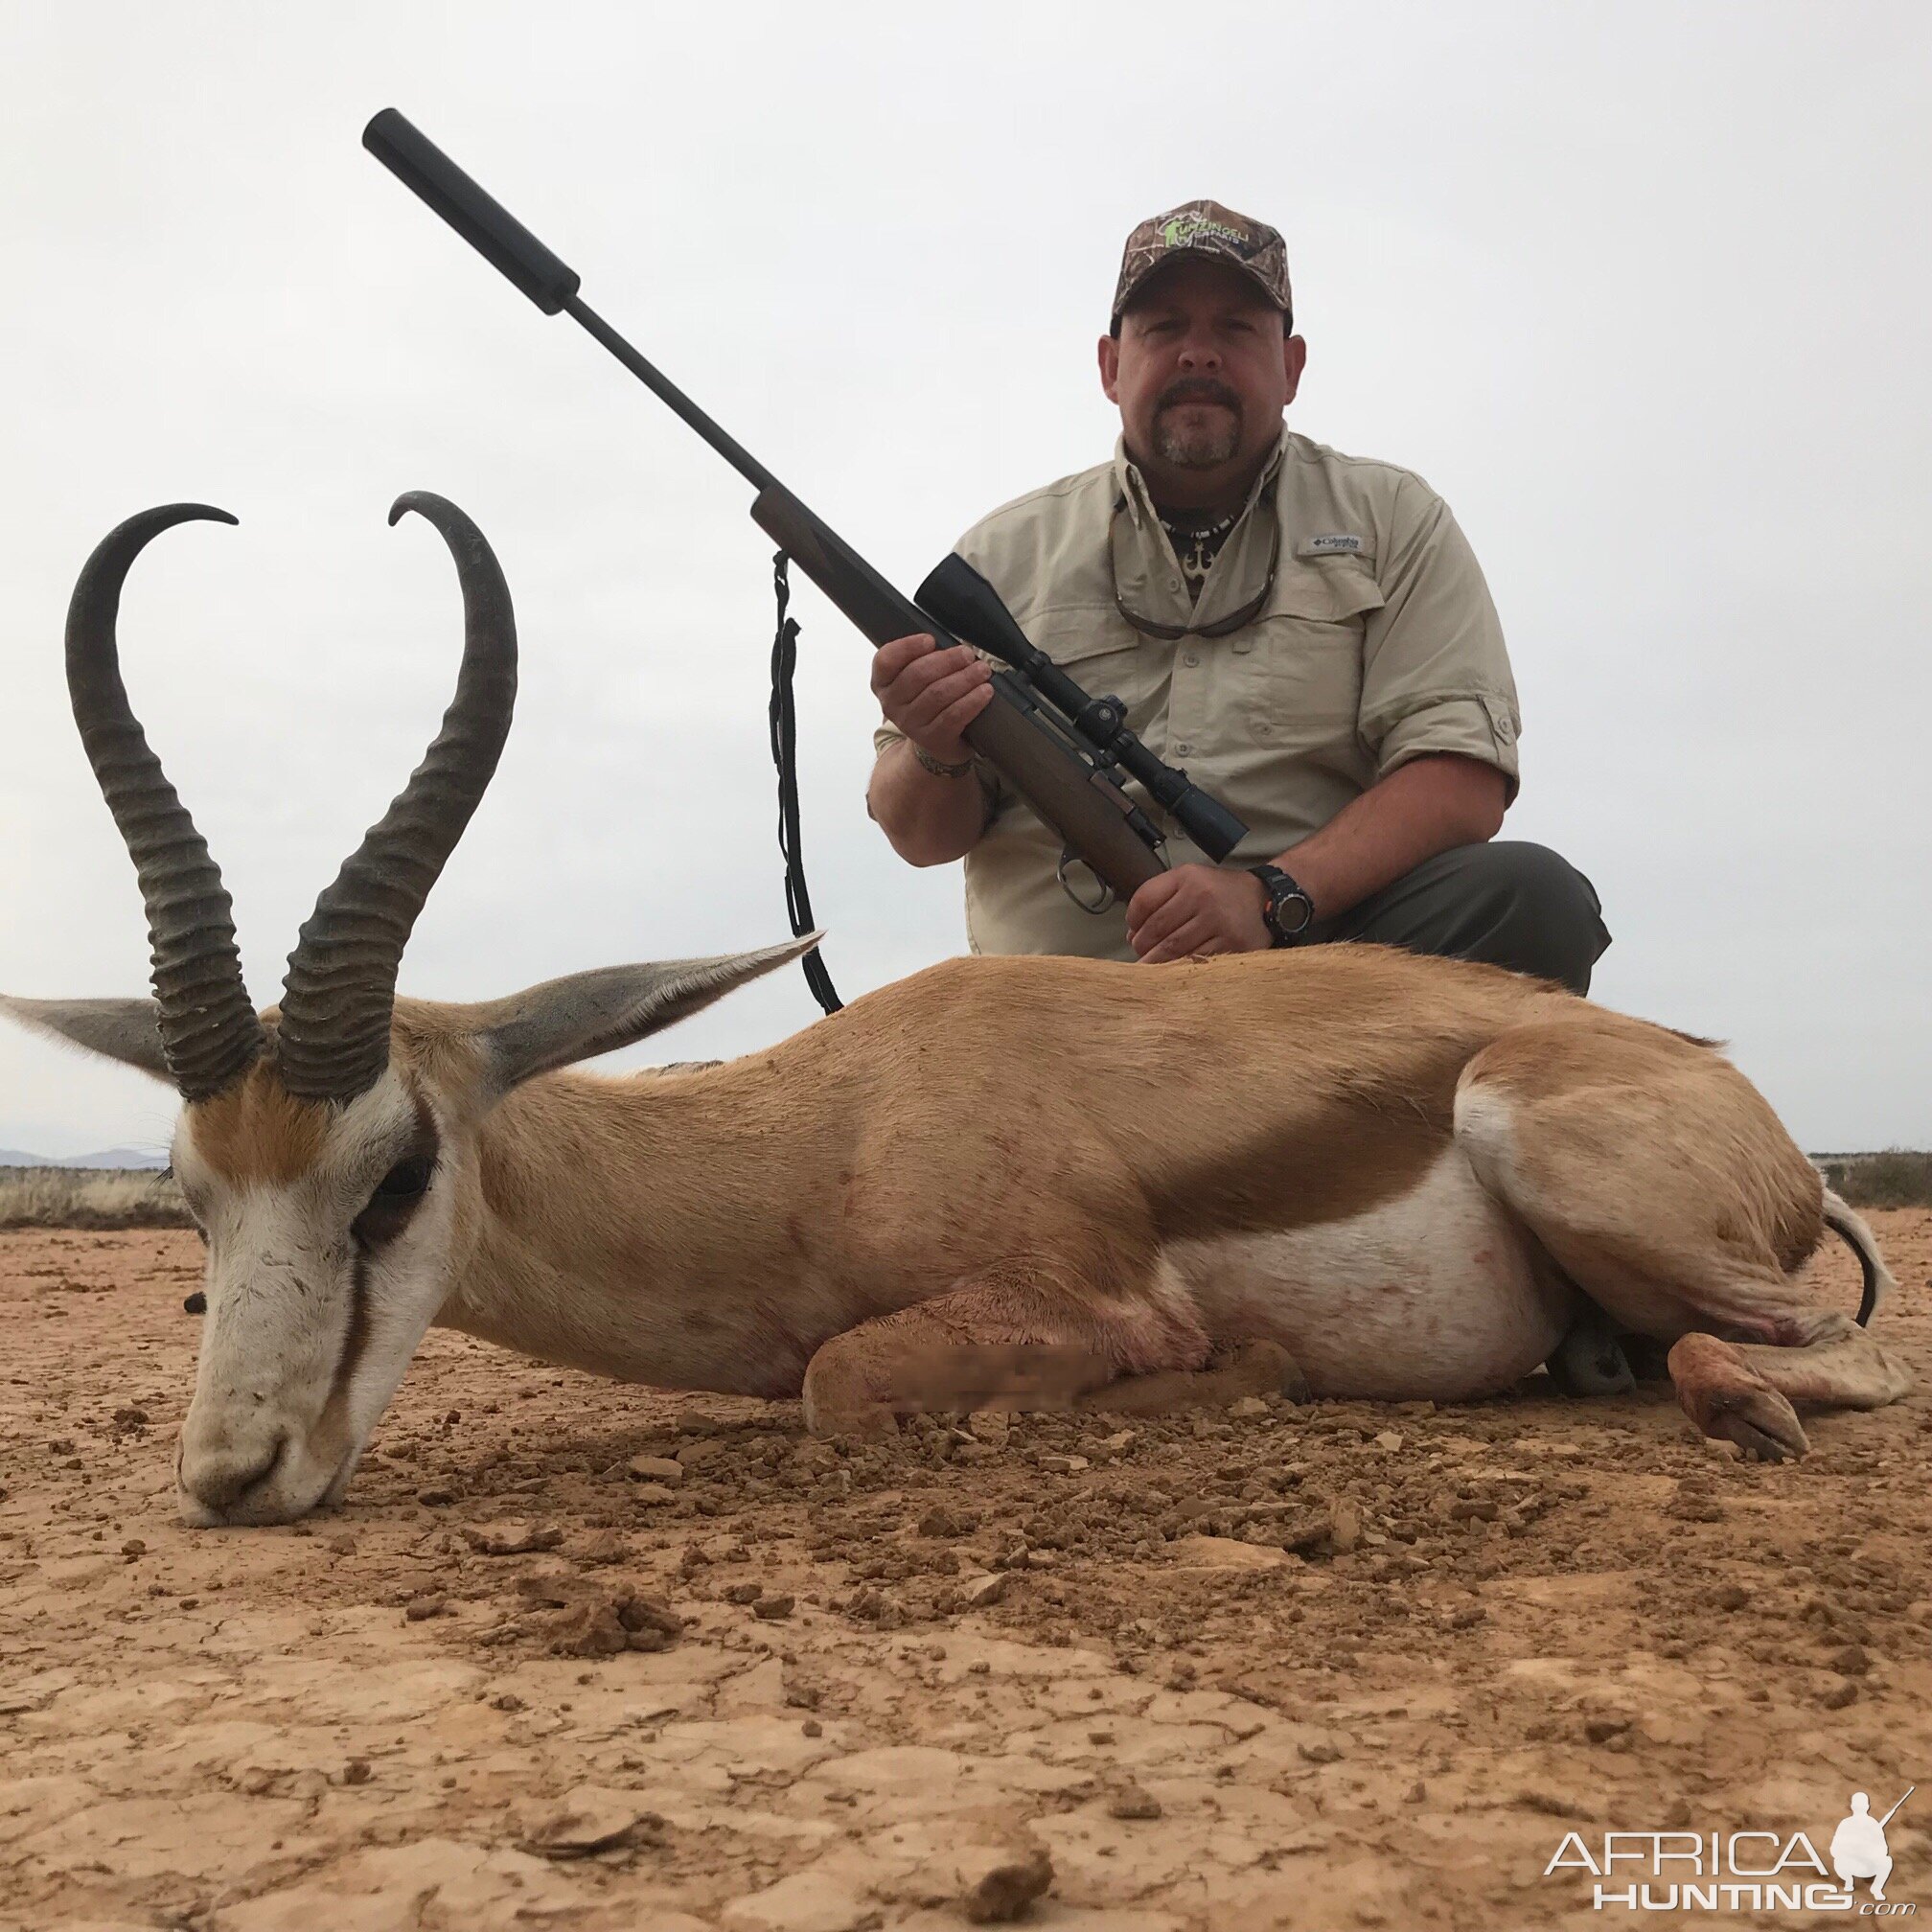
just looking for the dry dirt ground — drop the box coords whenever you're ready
[3,1217,1928,1932]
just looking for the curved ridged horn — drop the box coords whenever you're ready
[66,505,264,1101]
[276,493,518,1103]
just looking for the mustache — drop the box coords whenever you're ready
[1157,379,1242,411]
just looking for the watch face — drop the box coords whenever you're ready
[1276,888,1314,933]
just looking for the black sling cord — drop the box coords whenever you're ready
[768,550,843,1014]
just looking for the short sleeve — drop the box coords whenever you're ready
[1358,478,1521,801]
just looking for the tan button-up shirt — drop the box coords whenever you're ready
[873,424,1521,960]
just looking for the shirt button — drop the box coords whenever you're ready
[1255,721,1273,737]
[1167,576,1182,591]
[1183,650,1200,666]
[1175,741,1192,756]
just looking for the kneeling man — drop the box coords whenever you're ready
[867,198,1608,989]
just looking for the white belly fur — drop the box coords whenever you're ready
[1163,1146,1575,1401]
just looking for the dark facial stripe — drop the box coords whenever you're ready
[314,1248,373,1456]
[312,1091,439,1470]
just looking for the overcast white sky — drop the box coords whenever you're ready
[2,1,1927,1158]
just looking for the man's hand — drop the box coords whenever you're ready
[871,632,994,763]
[1125,864,1272,962]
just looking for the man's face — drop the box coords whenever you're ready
[1099,257,1304,494]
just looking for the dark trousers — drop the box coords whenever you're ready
[1306,841,1610,995]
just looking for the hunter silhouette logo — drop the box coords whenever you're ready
[1833,1788,1914,1903]
[1541,1783,1917,1913]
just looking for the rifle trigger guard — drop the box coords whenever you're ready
[1056,847,1116,915]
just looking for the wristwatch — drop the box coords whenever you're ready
[1247,863,1316,947]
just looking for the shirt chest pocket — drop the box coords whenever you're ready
[1230,558,1385,747]
[1028,612,1169,740]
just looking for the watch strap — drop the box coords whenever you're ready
[1248,863,1316,947]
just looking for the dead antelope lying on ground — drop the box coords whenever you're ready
[3,498,1910,1528]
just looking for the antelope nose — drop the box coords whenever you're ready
[179,1430,288,1515]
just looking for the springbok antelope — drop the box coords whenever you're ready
[2,498,1910,1528]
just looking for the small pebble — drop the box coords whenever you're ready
[962,1846,1052,1924]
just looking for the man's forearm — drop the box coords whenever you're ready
[865,739,991,866]
[1275,753,1506,921]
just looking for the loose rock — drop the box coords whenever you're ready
[962,1845,1053,1924]
[627,1455,685,1485]
[461,1521,564,1556]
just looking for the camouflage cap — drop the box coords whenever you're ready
[1111,198,1292,329]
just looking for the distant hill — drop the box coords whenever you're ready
[0,1147,170,1170]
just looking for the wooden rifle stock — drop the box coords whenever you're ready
[751,485,1165,901]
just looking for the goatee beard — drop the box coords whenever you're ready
[1154,392,1242,470]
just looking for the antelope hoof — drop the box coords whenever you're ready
[1546,1314,1636,1398]
[1668,1333,1809,1462]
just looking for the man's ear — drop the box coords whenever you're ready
[1283,332,1307,407]
[0,996,173,1084]
[470,933,825,1097]
[1097,333,1120,402]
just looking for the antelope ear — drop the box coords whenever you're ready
[468,934,825,1096]
[0,995,173,1084]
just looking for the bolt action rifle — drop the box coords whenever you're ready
[361,109,1248,1003]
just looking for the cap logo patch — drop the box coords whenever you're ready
[1161,214,1261,259]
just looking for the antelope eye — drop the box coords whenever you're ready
[375,1158,433,1200]
[353,1153,436,1249]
